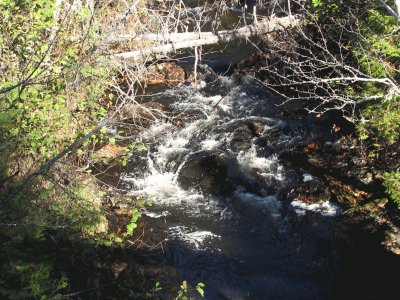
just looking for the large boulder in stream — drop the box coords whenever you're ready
[177,150,249,195]
[230,122,265,152]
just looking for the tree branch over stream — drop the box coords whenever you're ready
[111,16,302,62]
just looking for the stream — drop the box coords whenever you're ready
[116,67,359,299]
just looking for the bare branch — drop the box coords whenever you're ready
[378,0,400,19]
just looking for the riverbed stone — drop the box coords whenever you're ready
[145,62,186,85]
[228,122,266,151]
[118,101,165,123]
[383,226,400,255]
[292,178,331,204]
[327,175,370,207]
[230,125,253,151]
[96,144,125,160]
[177,150,242,194]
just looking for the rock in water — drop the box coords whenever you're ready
[177,150,243,195]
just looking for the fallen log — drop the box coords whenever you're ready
[112,16,302,62]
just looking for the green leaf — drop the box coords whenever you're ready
[114,237,123,243]
[181,280,187,292]
[137,144,147,152]
[126,223,137,236]
[155,281,162,291]
[52,66,62,74]
[196,282,205,297]
[126,208,141,236]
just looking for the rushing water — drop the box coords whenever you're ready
[118,71,355,299]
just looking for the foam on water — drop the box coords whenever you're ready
[303,173,314,182]
[201,138,221,150]
[122,80,287,221]
[140,119,205,167]
[141,121,174,141]
[192,94,223,105]
[172,93,228,116]
[124,171,205,209]
[290,199,341,217]
[143,211,170,218]
[116,75,355,298]
[167,225,221,250]
[218,75,234,86]
[237,146,284,181]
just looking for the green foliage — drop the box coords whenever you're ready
[175,281,205,300]
[154,281,162,292]
[0,174,108,298]
[0,261,68,300]
[358,97,400,145]
[126,207,141,236]
[383,172,400,208]
[195,283,205,297]
[310,0,323,8]
[356,7,400,80]
[1,0,61,159]
[310,0,340,14]
[122,141,148,167]
[176,281,189,300]
[0,0,112,165]
[309,1,400,202]
[355,6,400,147]
[0,2,115,296]
[94,197,152,247]
[310,0,399,80]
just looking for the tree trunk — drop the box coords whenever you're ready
[112,16,302,62]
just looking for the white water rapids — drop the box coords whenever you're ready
[121,75,340,251]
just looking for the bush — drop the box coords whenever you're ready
[383,172,400,208]
[0,0,114,297]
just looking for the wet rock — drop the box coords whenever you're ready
[342,198,400,254]
[292,178,331,204]
[177,150,244,194]
[229,123,262,151]
[216,117,282,135]
[163,63,186,82]
[97,144,124,158]
[145,62,186,84]
[119,101,165,122]
[96,144,125,160]
[256,126,304,155]
[113,207,132,216]
[165,151,191,173]
[196,64,218,82]
[383,225,400,255]
[356,170,375,185]
[363,198,388,212]
[111,262,128,279]
[124,152,151,178]
[327,175,370,208]
[199,75,235,97]
[236,52,266,72]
